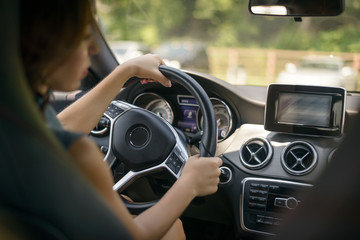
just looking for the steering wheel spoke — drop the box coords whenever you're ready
[112,143,188,192]
[102,101,134,168]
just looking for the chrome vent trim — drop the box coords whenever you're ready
[281,141,317,176]
[239,138,273,170]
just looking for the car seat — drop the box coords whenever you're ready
[0,1,132,239]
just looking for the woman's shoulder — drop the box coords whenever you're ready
[52,128,85,150]
[43,103,85,149]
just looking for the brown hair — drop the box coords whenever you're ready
[20,0,95,93]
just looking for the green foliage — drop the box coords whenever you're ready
[98,0,360,52]
[315,24,360,52]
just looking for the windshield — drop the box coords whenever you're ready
[98,0,360,92]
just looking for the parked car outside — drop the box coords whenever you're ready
[109,41,151,63]
[276,55,358,91]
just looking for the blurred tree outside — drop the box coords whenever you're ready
[98,0,360,52]
[97,0,360,89]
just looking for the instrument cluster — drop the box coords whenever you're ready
[133,92,233,141]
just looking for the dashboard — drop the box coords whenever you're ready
[84,70,360,238]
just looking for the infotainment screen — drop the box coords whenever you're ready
[265,84,346,137]
[277,93,332,127]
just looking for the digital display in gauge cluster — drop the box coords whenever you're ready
[177,95,233,140]
[177,96,199,133]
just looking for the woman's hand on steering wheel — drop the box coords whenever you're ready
[178,155,222,197]
[121,54,172,87]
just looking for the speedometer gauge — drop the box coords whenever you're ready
[133,93,174,124]
[197,98,233,141]
[146,99,174,124]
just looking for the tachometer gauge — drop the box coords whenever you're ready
[197,98,233,141]
[133,93,174,124]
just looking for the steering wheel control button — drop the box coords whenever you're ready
[166,152,184,174]
[105,104,125,118]
[129,126,150,148]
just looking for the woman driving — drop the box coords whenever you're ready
[19,0,222,239]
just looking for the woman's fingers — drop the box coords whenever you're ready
[140,78,172,87]
[125,54,171,87]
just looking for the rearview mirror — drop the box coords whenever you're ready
[249,0,344,16]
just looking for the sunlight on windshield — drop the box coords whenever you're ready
[98,0,360,91]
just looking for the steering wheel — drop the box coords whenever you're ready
[103,65,217,213]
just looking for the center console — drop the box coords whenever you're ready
[241,177,312,235]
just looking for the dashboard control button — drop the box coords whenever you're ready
[250,189,268,197]
[274,197,287,207]
[256,215,276,225]
[264,217,273,225]
[249,202,266,210]
[250,189,259,195]
[255,203,266,210]
[249,196,267,204]
[219,166,232,184]
[286,197,299,209]
[248,202,256,209]
[258,190,268,196]
[256,215,265,224]
[269,185,280,192]
[274,197,299,209]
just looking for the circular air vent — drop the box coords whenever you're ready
[239,138,273,169]
[281,141,318,176]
